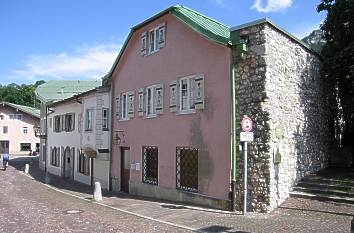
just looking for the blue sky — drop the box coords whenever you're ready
[0,0,326,85]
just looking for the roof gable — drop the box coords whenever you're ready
[103,5,231,84]
[1,102,40,118]
[35,80,101,104]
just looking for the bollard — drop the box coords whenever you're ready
[93,182,103,202]
[24,164,29,174]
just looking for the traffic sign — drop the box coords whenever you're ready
[241,116,253,132]
[240,132,254,142]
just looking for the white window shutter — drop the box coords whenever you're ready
[158,22,166,49]
[61,115,65,132]
[128,91,134,118]
[169,80,178,112]
[115,95,121,120]
[72,114,75,131]
[194,74,205,110]
[141,32,147,56]
[138,88,144,117]
[155,84,163,114]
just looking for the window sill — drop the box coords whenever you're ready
[102,128,109,131]
[119,118,130,122]
[177,110,196,115]
[85,129,93,132]
[145,114,157,119]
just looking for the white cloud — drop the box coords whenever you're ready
[12,42,121,82]
[252,0,293,13]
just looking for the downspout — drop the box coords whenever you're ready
[108,82,115,191]
[230,33,247,211]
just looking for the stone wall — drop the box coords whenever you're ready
[233,23,330,212]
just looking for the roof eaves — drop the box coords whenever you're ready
[230,18,319,57]
[1,102,40,118]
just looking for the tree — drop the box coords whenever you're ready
[0,80,46,108]
[318,0,354,150]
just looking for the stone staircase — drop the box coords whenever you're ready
[290,167,354,205]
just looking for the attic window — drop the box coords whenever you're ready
[140,23,166,56]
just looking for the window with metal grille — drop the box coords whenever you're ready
[142,146,158,185]
[176,147,198,192]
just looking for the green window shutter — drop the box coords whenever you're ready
[128,91,135,118]
[155,84,164,114]
[194,74,205,110]
[138,88,144,117]
[115,95,121,120]
[158,22,166,49]
[169,80,178,112]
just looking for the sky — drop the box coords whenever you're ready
[0,0,326,85]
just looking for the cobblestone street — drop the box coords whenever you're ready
[0,157,353,233]
[0,160,190,233]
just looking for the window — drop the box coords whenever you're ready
[20,143,31,151]
[142,146,158,185]
[143,23,165,56]
[180,77,195,112]
[16,114,22,120]
[22,126,28,134]
[50,147,60,167]
[3,126,8,134]
[176,147,198,192]
[78,150,90,175]
[121,93,129,120]
[102,108,109,130]
[0,115,3,120]
[146,86,156,117]
[144,84,163,117]
[64,113,75,132]
[149,28,159,53]
[9,114,14,120]
[85,110,93,130]
[54,115,61,132]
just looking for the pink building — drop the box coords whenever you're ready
[104,6,328,212]
[105,6,232,209]
[0,102,40,155]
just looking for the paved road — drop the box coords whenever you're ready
[0,162,190,233]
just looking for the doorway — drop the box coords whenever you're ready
[120,147,130,192]
[63,146,72,178]
[0,141,9,154]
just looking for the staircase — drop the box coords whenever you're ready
[290,167,354,205]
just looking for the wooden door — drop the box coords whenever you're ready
[121,147,130,192]
[0,141,9,154]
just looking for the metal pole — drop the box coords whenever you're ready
[243,141,248,215]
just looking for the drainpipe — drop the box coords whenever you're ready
[108,82,115,191]
[230,38,247,211]
[230,64,237,211]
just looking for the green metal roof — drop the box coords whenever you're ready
[1,102,40,118]
[35,80,101,104]
[103,5,231,84]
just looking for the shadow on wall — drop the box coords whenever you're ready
[293,55,331,182]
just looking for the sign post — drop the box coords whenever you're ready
[240,115,253,216]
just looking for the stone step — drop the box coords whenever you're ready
[289,191,354,205]
[302,176,354,186]
[292,186,354,199]
[297,181,354,192]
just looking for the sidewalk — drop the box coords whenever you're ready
[13,159,354,233]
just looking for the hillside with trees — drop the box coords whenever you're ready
[0,80,45,108]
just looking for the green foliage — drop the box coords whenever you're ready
[318,0,354,146]
[0,81,45,109]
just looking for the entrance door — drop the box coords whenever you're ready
[0,141,9,154]
[121,147,130,192]
[63,147,72,178]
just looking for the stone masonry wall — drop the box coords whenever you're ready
[233,23,330,212]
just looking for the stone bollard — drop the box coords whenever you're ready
[24,164,29,174]
[93,182,103,202]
